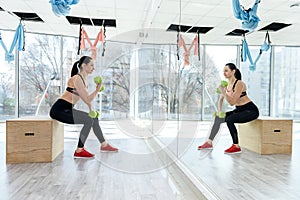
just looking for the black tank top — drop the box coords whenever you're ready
[66,74,86,96]
[232,80,247,98]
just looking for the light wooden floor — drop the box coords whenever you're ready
[2,120,300,200]
[0,122,205,200]
[179,122,300,200]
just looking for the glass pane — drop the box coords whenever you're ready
[203,46,238,120]
[100,40,162,172]
[19,34,62,117]
[101,41,134,120]
[0,30,16,120]
[176,35,203,121]
[178,45,240,198]
[176,35,204,162]
[240,45,271,116]
[147,45,179,157]
[273,46,300,119]
[100,38,180,170]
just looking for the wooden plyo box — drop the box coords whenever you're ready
[238,118,292,154]
[6,118,64,163]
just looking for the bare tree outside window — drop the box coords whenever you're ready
[19,34,64,116]
[101,41,220,120]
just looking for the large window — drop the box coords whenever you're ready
[2,30,298,121]
[0,29,298,124]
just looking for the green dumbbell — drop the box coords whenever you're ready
[220,80,228,87]
[94,76,104,92]
[213,112,217,117]
[94,76,102,84]
[219,111,226,118]
[100,85,104,92]
[89,110,100,118]
[216,80,228,94]
[212,111,226,118]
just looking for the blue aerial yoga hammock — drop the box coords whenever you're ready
[232,0,261,31]
[241,31,271,71]
[0,22,25,63]
[49,0,80,17]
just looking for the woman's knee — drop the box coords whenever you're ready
[78,115,94,126]
[86,118,94,125]
[92,118,99,124]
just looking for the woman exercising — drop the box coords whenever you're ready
[50,56,118,158]
[198,63,259,154]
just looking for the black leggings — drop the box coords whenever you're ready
[50,99,105,148]
[209,101,259,144]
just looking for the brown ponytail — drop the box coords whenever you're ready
[225,63,242,80]
[70,56,93,77]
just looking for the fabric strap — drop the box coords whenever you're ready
[79,27,104,60]
[0,22,25,63]
[178,34,199,66]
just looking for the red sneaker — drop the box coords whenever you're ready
[198,142,213,150]
[100,143,118,152]
[224,144,241,154]
[74,148,95,158]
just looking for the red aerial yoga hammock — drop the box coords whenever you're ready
[79,26,105,60]
[178,34,199,66]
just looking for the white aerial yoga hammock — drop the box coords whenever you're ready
[241,31,271,71]
[232,0,261,31]
[0,22,25,63]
